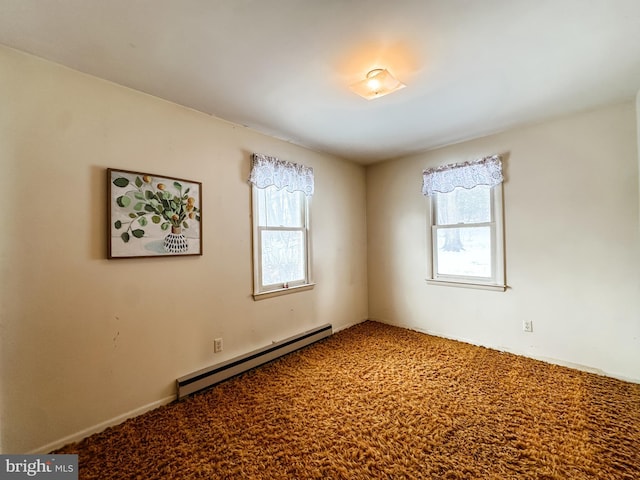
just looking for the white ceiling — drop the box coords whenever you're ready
[1,0,639,164]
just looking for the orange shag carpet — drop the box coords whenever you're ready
[55,321,640,479]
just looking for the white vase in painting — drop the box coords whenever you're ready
[164,226,189,253]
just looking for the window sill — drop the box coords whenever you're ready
[426,279,506,292]
[253,283,316,301]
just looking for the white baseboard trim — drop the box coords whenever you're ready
[30,395,176,454]
[371,319,640,385]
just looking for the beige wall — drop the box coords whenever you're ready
[0,46,368,453]
[367,101,640,383]
[637,89,640,224]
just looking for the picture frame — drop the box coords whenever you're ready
[107,168,202,258]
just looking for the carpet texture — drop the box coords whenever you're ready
[55,321,640,479]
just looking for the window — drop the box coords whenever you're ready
[249,154,314,298]
[252,185,311,295]
[423,155,505,291]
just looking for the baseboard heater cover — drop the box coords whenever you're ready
[176,323,332,400]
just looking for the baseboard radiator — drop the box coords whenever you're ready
[176,323,332,400]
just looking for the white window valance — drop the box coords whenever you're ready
[422,155,503,196]
[249,153,314,196]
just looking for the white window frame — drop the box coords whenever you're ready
[426,183,506,291]
[251,185,314,299]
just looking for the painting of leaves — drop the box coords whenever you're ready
[108,169,202,258]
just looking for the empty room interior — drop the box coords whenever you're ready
[1,1,639,477]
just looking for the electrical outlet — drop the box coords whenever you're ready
[523,320,533,333]
[214,338,223,353]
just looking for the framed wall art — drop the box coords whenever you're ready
[107,168,202,258]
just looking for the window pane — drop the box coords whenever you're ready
[261,230,305,285]
[257,186,304,227]
[436,226,491,277]
[435,185,491,225]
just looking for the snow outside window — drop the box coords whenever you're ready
[251,185,312,297]
[428,184,505,291]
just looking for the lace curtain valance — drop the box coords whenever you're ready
[422,155,503,196]
[248,153,314,196]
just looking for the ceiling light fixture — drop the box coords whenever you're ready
[349,68,406,100]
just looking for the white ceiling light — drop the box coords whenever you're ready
[349,68,406,100]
